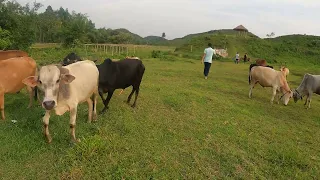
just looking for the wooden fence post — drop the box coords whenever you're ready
[126,46,129,56]
[112,46,114,56]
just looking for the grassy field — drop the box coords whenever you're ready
[1,47,320,179]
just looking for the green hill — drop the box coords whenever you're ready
[144,36,169,45]
[174,31,320,65]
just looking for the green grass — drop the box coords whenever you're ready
[1,47,320,179]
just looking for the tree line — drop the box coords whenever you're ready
[0,0,146,50]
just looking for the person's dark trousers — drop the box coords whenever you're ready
[203,62,212,77]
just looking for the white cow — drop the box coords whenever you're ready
[23,60,99,143]
[249,66,293,105]
[293,73,320,109]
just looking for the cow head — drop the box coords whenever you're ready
[281,90,294,106]
[22,65,75,110]
[293,90,303,103]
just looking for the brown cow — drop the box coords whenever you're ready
[0,57,37,120]
[0,50,28,60]
[255,59,267,66]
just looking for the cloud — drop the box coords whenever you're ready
[15,0,320,39]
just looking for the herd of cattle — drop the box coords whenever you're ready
[1,50,319,144]
[0,50,145,143]
[249,59,319,108]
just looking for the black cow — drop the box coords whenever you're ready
[61,52,82,66]
[61,52,98,66]
[97,58,145,113]
[249,63,274,84]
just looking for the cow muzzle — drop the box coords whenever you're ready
[43,101,56,110]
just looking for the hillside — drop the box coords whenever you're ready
[174,32,320,65]
[114,28,146,44]
[144,36,169,45]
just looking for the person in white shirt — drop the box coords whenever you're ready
[201,43,216,79]
[235,52,240,64]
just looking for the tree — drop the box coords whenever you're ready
[266,32,275,38]
[0,27,12,50]
[162,32,166,38]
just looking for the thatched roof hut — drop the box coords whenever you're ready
[233,25,248,32]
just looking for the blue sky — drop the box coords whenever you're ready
[17,0,320,39]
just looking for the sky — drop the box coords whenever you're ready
[16,0,320,40]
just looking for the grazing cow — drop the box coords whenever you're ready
[0,57,37,120]
[249,63,274,84]
[23,60,99,143]
[293,73,320,109]
[249,66,293,105]
[256,59,267,66]
[0,50,28,60]
[97,58,145,113]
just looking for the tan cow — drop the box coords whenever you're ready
[0,57,37,120]
[0,50,28,60]
[249,66,293,105]
[23,60,99,143]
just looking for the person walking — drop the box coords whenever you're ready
[201,43,216,79]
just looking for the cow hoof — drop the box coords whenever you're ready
[71,138,81,143]
[92,114,97,121]
[46,137,52,144]
[131,104,136,108]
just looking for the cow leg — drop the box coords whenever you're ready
[87,98,93,123]
[43,111,52,143]
[26,86,33,108]
[127,88,135,104]
[98,88,106,103]
[0,92,5,120]
[92,89,98,121]
[307,94,312,109]
[101,90,114,113]
[270,87,277,104]
[276,90,280,104]
[304,95,308,106]
[132,88,140,108]
[70,107,80,143]
[249,83,256,98]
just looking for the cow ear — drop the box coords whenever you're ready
[61,74,75,84]
[22,76,38,87]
